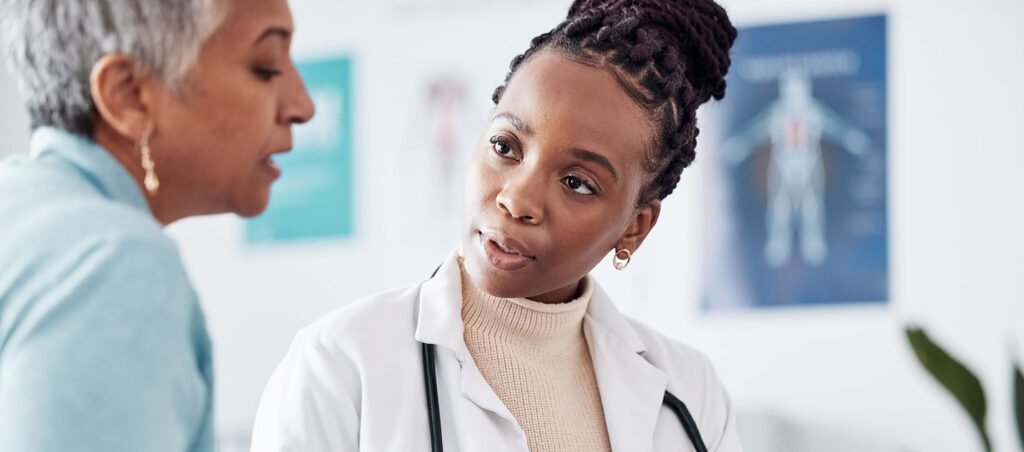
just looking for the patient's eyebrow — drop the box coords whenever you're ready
[255,26,292,45]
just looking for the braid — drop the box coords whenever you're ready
[493,0,737,202]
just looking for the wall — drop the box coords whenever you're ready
[0,63,30,157]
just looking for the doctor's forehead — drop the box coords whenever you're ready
[495,52,652,174]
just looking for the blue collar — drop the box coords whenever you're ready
[29,127,150,214]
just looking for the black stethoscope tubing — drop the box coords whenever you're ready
[418,264,708,451]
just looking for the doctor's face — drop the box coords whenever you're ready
[461,50,661,303]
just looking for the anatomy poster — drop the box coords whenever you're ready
[702,15,888,309]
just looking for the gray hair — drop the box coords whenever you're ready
[0,0,224,136]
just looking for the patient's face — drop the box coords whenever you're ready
[147,0,314,218]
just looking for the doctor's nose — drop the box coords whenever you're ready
[495,173,545,225]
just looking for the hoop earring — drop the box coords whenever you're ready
[139,135,159,196]
[612,249,632,271]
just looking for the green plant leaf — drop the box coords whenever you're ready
[905,326,991,452]
[1014,362,1024,450]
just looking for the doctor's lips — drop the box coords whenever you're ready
[478,230,537,271]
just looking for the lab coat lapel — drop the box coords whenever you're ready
[414,250,466,358]
[585,281,668,452]
[414,251,522,435]
[458,355,523,433]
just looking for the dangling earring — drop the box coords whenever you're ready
[612,248,632,270]
[139,135,159,196]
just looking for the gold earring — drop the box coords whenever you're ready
[139,135,159,196]
[612,249,632,270]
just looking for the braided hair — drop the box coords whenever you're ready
[492,0,736,202]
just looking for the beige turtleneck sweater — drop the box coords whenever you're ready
[460,264,612,452]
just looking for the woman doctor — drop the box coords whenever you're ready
[251,0,740,450]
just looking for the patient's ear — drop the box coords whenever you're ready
[89,53,158,142]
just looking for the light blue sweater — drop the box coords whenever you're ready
[0,128,214,451]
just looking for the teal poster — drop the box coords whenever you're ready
[246,57,354,243]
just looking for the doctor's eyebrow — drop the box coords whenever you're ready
[570,148,619,181]
[493,111,618,181]
[494,112,535,136]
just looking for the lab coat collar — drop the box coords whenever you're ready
[413,250,651,358]
[584,280,650,355]
[585,285,669,452]
[413,250,469,361]
[414,250,522,430]
[414,250,669,449]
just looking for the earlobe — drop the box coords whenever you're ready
[89,53,153,141]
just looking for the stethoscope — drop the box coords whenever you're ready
[417,265,708,451]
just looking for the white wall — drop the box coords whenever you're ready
[2,0,1022,451]
[0,63,30,157]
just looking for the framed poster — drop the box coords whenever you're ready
[702,15,889,309]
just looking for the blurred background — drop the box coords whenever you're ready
[2,0,1022,450]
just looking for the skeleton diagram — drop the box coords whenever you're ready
[398,75,477,249]
[722,71,870,268]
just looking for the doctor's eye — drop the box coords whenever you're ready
[489,135,518,160]
[563,175,597,196]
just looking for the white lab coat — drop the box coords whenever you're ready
[251,251,742,451]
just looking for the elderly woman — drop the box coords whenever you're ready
[0,0,313,450]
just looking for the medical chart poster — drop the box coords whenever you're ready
[702,15,889,309]
[246,57,355,244]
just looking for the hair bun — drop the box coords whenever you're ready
[568,0,736,107]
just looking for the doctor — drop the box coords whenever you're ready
[251,0,741,450]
